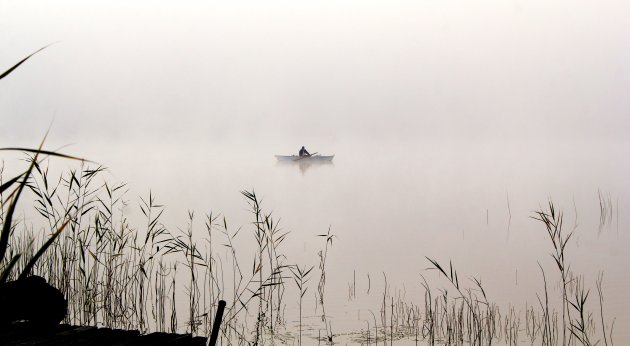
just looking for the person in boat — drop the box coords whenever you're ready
[298,146,310,157]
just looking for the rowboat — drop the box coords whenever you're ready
[275,154,334,162]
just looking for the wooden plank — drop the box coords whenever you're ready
[1,324,77,345]
[0,323,208,345]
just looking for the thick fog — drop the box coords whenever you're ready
[2,0,629,148]
[2,1,630,341]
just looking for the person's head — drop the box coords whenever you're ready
[301,146,305,149]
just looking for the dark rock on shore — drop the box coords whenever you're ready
[0,275,67,327]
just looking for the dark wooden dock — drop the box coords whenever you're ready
[1,322,208,345]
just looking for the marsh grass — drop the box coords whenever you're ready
[533,202,572,345]
[532,201,615,346]
[290,264,313,346]
[423,258,498,345]
[0,151,617,345]
[316,226,335,343]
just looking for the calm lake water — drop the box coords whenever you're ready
[66,137,628,343]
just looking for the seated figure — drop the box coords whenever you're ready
[299,146,310,157]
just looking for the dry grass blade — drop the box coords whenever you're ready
[0,132,49,264]
[0,254,21,284]
[0,147,89,162]
[425,257,447,277]
[0,171,26,194]
[0,45,50,80]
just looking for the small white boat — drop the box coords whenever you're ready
[275,154,334,162]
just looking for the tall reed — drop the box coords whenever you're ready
[533,201,572,346]
[290,264,313,346]
[316,227,335,343]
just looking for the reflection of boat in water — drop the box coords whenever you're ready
[275,155,334,162]
[275,154,334,173]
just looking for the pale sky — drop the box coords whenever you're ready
[1,0,629,148]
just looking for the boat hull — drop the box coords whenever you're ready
[275,155,334,162]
